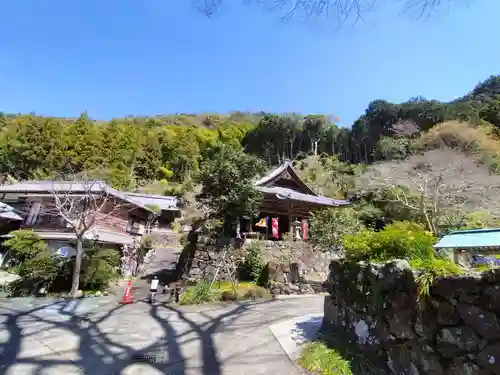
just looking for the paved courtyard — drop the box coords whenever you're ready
[0,295,323,375]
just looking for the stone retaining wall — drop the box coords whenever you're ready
[183,239,335,294]
[324,258,500,374]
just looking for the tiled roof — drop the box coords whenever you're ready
[124,192,180,211]
[255,161,350,206]
[0,228,135,245]
[257,186,349,206]
[434,228,500,249]
[0,181,180,212]
[0,202,23,221]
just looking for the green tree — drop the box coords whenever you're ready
[195,143,266,236]
[309,207,362,252]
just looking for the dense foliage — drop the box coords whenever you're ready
[0,75,498,194]
[3,230,120,296]
[195,143,266,222]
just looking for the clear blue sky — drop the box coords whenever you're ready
[0,0,498,126]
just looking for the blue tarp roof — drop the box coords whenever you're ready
[434,228,500,249]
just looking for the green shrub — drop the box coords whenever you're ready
[238,243,265,282]
[180,279,213,305]
[342,221,436,262]
[411,257,464,300]
[310,208,362,252]
[299,340,352,375]
[80,248,121,291]
[4,230,48,264]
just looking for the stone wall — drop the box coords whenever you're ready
[324,258,500,374]
[183,238,335,294]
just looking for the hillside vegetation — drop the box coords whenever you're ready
[0,75,499,216]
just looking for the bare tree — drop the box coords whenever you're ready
[197,0,463,25]
[391,119,420,138]
[45,178,131,298]
[359,147,500,233]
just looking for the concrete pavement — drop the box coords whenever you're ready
[0,295,323,375]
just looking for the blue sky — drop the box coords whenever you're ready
[0,0,498,126]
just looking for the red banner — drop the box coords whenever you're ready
[272,218,279,239]
[302,219,308,240]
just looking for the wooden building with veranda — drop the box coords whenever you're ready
[242,161,349,240]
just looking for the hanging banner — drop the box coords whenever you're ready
[272,218,279,239]
[302,219,308,240]
[255,217,267,228]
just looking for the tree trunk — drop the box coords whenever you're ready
[70,236,84,298]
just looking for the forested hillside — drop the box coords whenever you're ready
[0,75,499,197]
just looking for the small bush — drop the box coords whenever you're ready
[220,290,238,301]
[242,286,271,300]
[4,230,48,264]
[180,279,213,305]
[411,257,464,300]
[342,221,436,262]
[80,248,121,291]
[238,244,265,282]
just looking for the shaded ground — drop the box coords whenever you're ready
[0,295,323,375]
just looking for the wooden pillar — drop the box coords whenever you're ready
[288,202,293,243]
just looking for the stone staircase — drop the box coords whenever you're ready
[131,242,183,300]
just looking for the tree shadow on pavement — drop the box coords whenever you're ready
[0,296,279,375]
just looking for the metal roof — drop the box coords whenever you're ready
[434,228,500,249]
[0,180,154,213]
[0,228,135,245]
[123,192,179,211]
[0,202,23,221]
[257,186,349,206]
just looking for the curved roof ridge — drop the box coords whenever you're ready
[254,160,317,196]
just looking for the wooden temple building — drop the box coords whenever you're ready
[242,161,349,240]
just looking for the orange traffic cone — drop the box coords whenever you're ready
[119,281,134,305]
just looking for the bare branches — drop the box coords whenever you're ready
[45,177,131,237]
[392,119,420,138]
[360,147,500,232]
[196,0,457,25]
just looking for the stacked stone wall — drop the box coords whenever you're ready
[324,259,500,374]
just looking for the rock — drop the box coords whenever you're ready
[436,302,460,326]
[95,291,102,297]
[482,268,500,284]
[388,313,416,340]
[290,262,304,283]
[419,354,444,375]
[386,344,420,375]
[477,344,500,374]
[323,295,339,326]
[482,285,500,311]
[446,359,485,375]
[415,309,438,340]
[437,326,479,358]
[289,284,300,293]
[379,259,414,292]
[370,318,391,343]
[75,290,84,299]
[102,290,109,296]
[386,259,412,272]
[432,275,481,301]
[457,303,500,341]
[298,283,314,294]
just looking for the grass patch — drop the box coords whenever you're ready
[299,329,388,375]
[179,280,271,305]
